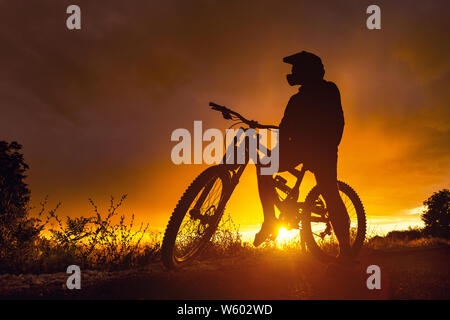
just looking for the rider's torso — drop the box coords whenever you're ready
[279,80,344,154]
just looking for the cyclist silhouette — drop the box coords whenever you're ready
[254,51,352,260]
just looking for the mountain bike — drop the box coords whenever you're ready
[161,102,366,269]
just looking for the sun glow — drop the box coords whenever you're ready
[276,227,300,245]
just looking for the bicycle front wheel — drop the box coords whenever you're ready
[161,166,231,269]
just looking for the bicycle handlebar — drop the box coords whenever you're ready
[209,102,278,129]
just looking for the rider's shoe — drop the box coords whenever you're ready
[253,219,279,247]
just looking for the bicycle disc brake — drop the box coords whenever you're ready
[312,199,332,239]
[189,205,216,234]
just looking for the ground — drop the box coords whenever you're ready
[1,246,449,300]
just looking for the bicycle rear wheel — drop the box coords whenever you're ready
[302,181,366,262]
[161,166,231,269]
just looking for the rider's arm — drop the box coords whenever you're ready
[279,95,300,145]
[324,82,345,146]
[279,96,295,132]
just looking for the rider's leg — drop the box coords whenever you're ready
[313,158,352,258]
[253,165,279,246]
[253,140,295,246]
[256,167,277,222]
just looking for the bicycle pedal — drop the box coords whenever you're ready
[274,175,291,194]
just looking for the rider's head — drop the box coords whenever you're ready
[283,51,325,86]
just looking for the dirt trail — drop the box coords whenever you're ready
[2,247,449,299]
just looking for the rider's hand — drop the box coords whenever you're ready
[248,120,259,128]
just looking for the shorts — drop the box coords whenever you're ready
[278,141,338,175]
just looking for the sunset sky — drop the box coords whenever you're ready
[1,0,448,237]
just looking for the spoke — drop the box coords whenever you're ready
[309,190,360,257]
[312,232,324,238]
[205,180,221,209]
[174,176,224,260]
[208,186,222,207]
[343,197,350,206]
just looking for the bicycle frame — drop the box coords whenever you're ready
[200,102,330,230]
[213,127,323,230]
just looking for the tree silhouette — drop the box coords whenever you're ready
[0,141,30,224]
[421,189,450,238]
[0,141,42,270]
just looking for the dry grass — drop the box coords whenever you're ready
[46,195,160,270]
[3,199,449,275]
[1,195,161,274]
[365,226,445,250]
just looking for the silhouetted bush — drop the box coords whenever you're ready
[422,189,450,239]
[385,227,424,241]
[46,194,160,271]
[0,141,49,273]
[0,140,162,273]
[201,213,244,258]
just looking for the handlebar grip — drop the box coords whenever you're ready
[209,102,230,114]
[210,102,232,119]
[209,101,278,129]
[209,102,224,109]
